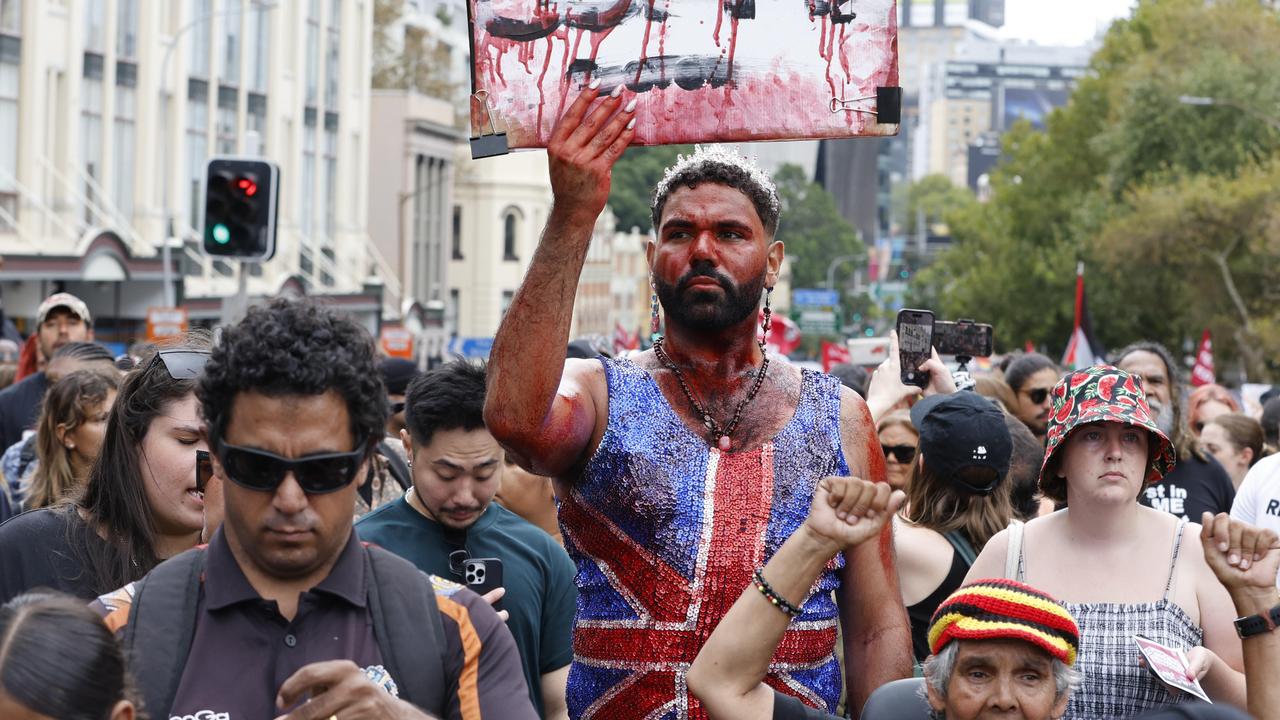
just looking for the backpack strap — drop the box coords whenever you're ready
[378,439,413,491]
[365,544,449,712]
[941,530,978,567]
[123,547,206,718]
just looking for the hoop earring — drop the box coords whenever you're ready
[760,286,773,343]
[650,277,662,341]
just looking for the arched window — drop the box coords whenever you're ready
[502,208,520,261]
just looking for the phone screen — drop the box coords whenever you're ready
[897,310,935,387]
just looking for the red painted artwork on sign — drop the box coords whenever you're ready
[467,0,900,148]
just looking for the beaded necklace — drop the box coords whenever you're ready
[652,337,769,452]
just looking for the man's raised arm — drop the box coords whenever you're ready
[484,84,636,478]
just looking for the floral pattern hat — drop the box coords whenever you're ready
[1040,365,1178,487]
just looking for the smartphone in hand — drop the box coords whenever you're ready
[896,309,935,388]
[464,557,505,609]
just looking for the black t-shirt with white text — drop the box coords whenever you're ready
[1140,453,1235,522]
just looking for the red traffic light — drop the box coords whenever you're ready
[235,177,258,197]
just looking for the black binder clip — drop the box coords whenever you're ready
[829,86,903,125]
[470,90,510,159]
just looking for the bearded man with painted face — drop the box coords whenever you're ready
[484,84,911,720]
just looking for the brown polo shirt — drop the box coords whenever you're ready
[96,529,534,720]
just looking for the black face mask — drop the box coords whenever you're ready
[653,260,765,332]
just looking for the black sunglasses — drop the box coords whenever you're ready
[218,441,368,494]
[882,444,917,464]
[390,401,406,415]
[149,349,211,379]
[196,450,213,493]
[1026,388,1050,405]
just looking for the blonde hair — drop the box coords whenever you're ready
[27,368,119,509]
[877,410,917,438]
[1206,413,1271,467]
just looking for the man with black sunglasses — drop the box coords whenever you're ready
[98,299,535,720]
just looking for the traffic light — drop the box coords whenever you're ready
[200,157,280,260]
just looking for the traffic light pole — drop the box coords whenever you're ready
[159,2,278,308]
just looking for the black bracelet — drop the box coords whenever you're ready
[752,568,803,618]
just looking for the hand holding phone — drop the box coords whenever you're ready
[464,557,505,609]
[896,309,935,388]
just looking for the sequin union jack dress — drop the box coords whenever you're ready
[561,356,849,720]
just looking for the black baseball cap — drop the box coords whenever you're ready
[910,392,1013,495]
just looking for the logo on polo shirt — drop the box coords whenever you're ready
[170,712,230,720]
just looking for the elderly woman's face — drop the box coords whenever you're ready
[1058,422,1149,503]
[926,639,1069,720]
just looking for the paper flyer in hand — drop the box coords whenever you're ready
[1132,634,1212,703]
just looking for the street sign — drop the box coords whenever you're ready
[380,327,415,360]
[146,307,189,342]
[798,310,839,334]
[792,288,841,308]
[448,337,494,359]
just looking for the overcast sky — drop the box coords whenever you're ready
[1001,0,1138,46]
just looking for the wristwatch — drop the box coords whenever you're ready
[1233,603,1280,638]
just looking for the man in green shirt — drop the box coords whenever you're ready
[357,361,576,720]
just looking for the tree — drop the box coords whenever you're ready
[772,164,864,293]
[607,145,690,233]
[372,0,456,99]
[1093,163,1280,378]
[910,0,1280,379]
[892,174,976,237]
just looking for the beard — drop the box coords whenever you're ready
[1147,397,1176,435]
[654,261,765,332]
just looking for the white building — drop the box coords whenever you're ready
[0,0,382,348]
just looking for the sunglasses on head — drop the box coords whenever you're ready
[149,349,211,379]
[218,441,368,494]
[882,444,917,464]
[1026,388,1050,405]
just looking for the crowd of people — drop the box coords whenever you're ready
[0,82,1279,720]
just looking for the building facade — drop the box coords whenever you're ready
[0,0,381,346]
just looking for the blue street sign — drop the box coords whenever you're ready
[792,288,840,308]
[448,337,495,358]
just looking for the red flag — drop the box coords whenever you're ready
[1061,262,1105,371]
[759,309,802,356]
[821,340,851,372]
[613,322,639,354]
[1190,329,1215,387]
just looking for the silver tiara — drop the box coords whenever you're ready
[651,145,780,218]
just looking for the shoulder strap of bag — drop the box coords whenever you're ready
[123,547,205,718]
[941,530,978,567]
[378,439,413,491]
[1003,520,1025,580]
[365,544,449,711]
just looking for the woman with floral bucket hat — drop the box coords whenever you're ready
[965,365,1247,718]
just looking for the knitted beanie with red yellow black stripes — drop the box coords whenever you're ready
[927,578,1080,666]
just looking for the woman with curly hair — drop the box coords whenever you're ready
[22,367,120,510]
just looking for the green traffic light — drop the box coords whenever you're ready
[864,328,875,337]
[212,223,231,244]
